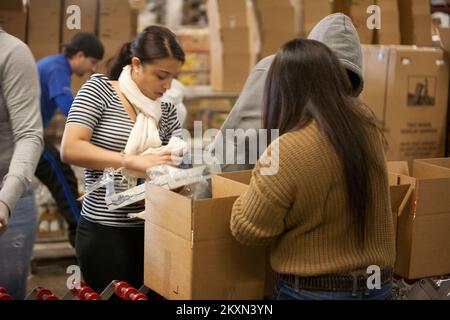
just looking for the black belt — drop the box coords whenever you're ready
[277,268,393,292]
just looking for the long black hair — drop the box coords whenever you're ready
[108,25,185,80]
[263,38,384,245]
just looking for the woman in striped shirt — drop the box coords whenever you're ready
[61,26,185,294]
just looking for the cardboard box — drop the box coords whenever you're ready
[97,0,138,75]
[28,0,62,61]
[62,0,98,45]
[98,0,137,50]
[216,171,276,298]
[398,0,433,46]
[437,27,450,156]
[348,0,374,44]
[360,45,449,162]
[376,0,401,45]
[299,0,335,37]
[393,158,450,279]
[254,0,299,58]
[207,0,259,92]
[143,173,266,300]
[0,8,26,42]
[208,0,249,29]
[0,0,25,10]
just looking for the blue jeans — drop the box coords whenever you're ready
[272,279,393,300]
[0,190,38,300]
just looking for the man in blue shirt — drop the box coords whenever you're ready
[36,33,104,247]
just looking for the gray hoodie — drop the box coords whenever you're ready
[209,13,364,172]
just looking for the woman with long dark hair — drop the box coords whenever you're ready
[230,38,395,300]
[60,25,185,293]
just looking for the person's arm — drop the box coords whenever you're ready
[61,125,177,172]
[0,41,44,218]
[230,138,297,247]
[61,78,178,173]
[48,69,74,117]
[54,93,74,117]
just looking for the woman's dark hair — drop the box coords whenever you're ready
[108,25,185,80]
[263,38,384,246]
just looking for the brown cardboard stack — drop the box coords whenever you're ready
[97,0,138,75]
[438,27,450,157]
[390,158,450,279]
[28,0,62,61]
[299,0,335,37]
[376,0,401,45]
[63,0,99,94]
[62,0,98,44]
[176,28,210,86]
[398,0,433,46]
[207,0,260,92]
[143,172,266,300]
[0,0,27,42]
[348,0,374,44]
[360,45,449,162]
[254,0,299,59]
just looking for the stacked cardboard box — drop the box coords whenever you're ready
[360,45,449,163]
[176,28,210,86]
[376,0,401,45]
[207,0,260,92]
[398,0,433,46]
[62,0,99,94]
[0,0,27,42]
[299,0,335,37]
[97,0,138,75]
[347,0,375,44]
[254,0,300,59]
[27,0,62,61]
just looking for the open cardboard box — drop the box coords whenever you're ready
[219,167,420,282]
[389,159,450,279]
[143,171,265,300]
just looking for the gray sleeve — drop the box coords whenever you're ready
[0,41,43,213]
[208,56,273,172]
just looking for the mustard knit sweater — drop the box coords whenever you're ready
[230,121,395,276]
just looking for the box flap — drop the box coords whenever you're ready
[212,175,249,198]
[145,183,192,240]
[387,161,410,175]
[217,170,252,185]
[413,158,450,179]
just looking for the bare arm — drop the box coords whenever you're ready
[61,124,179,173]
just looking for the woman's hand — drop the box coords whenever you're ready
[0,201,10,237]
[125,150,182,174]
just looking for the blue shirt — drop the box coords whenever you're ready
[37,54,74,126]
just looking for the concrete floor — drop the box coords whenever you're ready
[27,241,78,299]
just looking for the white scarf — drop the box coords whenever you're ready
[118,65,187,181]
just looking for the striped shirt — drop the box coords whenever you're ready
[66,74,182,227]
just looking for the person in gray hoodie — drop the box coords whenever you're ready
[0,30,44,299]
[208,13,364,172]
